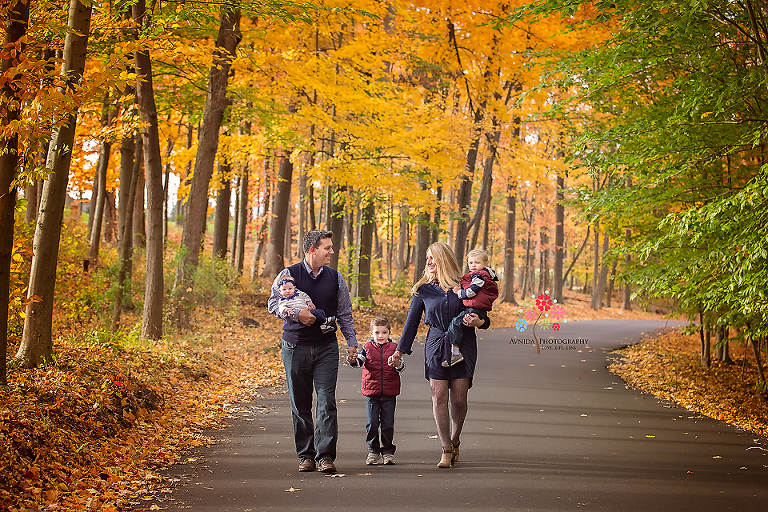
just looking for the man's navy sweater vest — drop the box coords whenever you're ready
[283,261,339,345]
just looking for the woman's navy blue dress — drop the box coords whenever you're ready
[396,282,490,385]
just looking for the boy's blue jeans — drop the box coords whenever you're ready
[281,340,339,462]
[365,395,397,454]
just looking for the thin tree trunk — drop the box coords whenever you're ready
[211,162,231,260]
[133,0,165,339]
[132,158,145,249]
[397,206,407,272]
[355,199,375,303]
[413,203,430,284]
[234,165,248,274]
[431,185,442,244]
[250,168,269,282]
[263,151,293,276]
[230,176,239,263]
[521,197,535,300]
[500,180,517,304]
[606,260,618,307]
[16,0,91,367]
[468,131,497,250]
[328,186,345,270]
[591,231,610,310]
[1,0,29,382]
[87,93,116,268]
[111,127,139,330]
[552,174,565,302]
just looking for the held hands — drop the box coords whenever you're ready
[346,346,359,365]
[388,350,403,367]
[307,301,316,310]
[462,312,483,327]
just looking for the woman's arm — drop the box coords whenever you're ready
[395,294,425,356]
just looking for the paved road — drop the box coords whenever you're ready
[153,320,768,511]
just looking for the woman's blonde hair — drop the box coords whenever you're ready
[411,242,461,295]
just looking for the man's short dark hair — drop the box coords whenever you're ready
[303,230,333,253]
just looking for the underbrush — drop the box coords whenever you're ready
[609,330,768,438]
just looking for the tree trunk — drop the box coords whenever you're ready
[111,128,139,330]
[133,0,166,339]
[211,162,231,260]
[234,165,248,274]
[538,225,549,295]
[263,151,293,276]
[327,186,345,270]
[230,176,239,263]
[15,0,91,367]
[606,260,618,307]
[552,174,565,302]
[591,231,610,310]
[500,181,517,304]
[132,157,145,249]
[284,184,293,262]
[1,0,29,382]
[622,255,632,311]
[87,93,116,268]
[413,206,430,284]
[355,199,375,303]
[397,206,407,272]
[174,5,241,298]
[520,196,535,300]
[250,171,269,282]
[431,185,442,244]
[469,130,499,251]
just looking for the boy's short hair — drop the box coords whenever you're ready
[370,316,390,332]
[467,248,490,264]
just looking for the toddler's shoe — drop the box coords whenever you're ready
[382,454,395,465]
[366,452,382,465]
[448,352,464,366]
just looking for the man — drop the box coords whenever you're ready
[267,230,358,473]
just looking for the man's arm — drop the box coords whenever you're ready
[336,273,358,349]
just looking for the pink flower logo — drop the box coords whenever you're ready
[550,304,566,322]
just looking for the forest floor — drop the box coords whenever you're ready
[2,284,768,511]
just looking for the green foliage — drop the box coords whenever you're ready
[521,0,768,335]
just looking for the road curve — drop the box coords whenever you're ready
[152,319,768,512]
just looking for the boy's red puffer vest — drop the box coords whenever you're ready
[361,340,401,397]
[461,268,499,311]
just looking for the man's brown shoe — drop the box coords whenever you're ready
[317,459,337,473]
[298,458,316,472]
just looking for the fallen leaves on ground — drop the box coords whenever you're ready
[609,330,768,437]
[0,289,417,512]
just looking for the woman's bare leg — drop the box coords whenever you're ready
[448,377,470,445]
[430,378,451,446]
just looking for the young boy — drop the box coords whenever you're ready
[445,249,499,367]
[350,317,405,465]
[276,276,336,333]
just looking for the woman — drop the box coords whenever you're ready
[389,242,490,468]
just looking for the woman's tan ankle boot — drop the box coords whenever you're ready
[451,440,460,464]
[437,445,454,468]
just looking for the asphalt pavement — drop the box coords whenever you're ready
[149,319,768,511]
